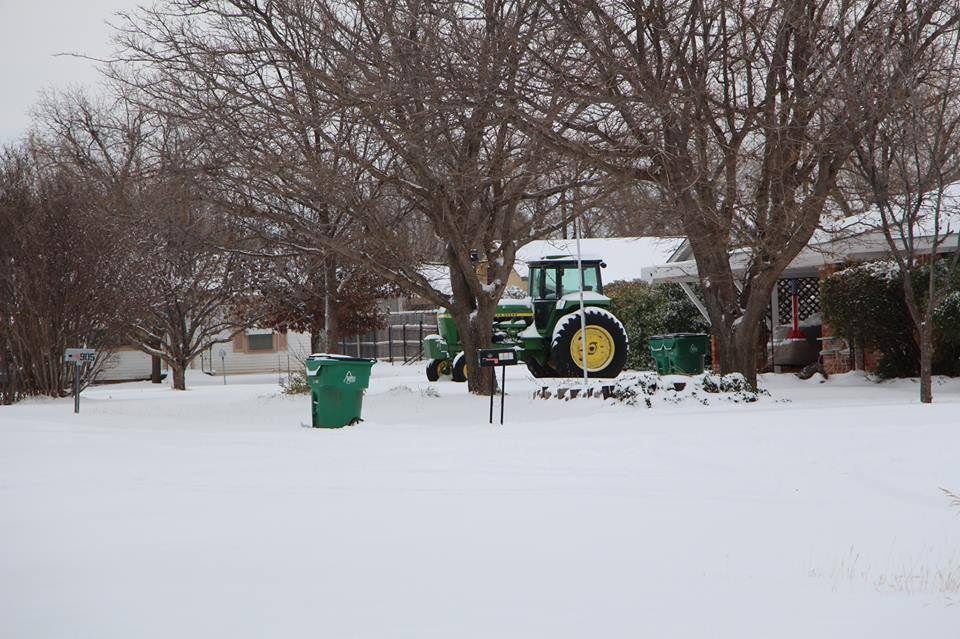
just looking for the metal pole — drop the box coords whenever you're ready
[574,215,589,388]
[73,361,80,414]
[500,364,506,425]
[419,317,424,360]
[488,366,494,424]
[221,352,226,385]
[388,321,394,364]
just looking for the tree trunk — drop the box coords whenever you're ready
[310,328,322,354]
[149,337,163,383]
[323,258,339,354]
[712,321,760,387]
[171,362,186,390]
[446,247,497,396]
[703,273,772,390]
[451,304,497,396]
[684,230,743,377]
[919,320,933,404]
[151,354,162,383]
[854,336,865,371]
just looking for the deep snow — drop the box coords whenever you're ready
[1,366,958,638]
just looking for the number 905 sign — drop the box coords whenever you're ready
[64,348,97,363]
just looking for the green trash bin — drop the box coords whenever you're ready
[305,354,376,428]
[647,333,710,375]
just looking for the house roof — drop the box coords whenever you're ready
[416,236,685,296]
[513,236,686,285]
[643,185,960,284]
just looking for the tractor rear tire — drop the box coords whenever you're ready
[551,308,628,378]
[525,357,558,378]
[451,352,468,382]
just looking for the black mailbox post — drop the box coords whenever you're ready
[478,347,519,425]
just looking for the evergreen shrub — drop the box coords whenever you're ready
[605,280,710,371]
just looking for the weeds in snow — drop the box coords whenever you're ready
[811,545,960,595]
[281,372,310,395]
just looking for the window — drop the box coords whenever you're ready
[247,333,275,351]
[530,264,602,299]
[559,265,601,296]
[543,268,559,299]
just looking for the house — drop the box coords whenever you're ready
[94,328,314,383]
[641,194,960,374]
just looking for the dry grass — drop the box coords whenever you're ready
[811,543,960,595]
[875,559,960,594]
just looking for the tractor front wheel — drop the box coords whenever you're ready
[551,308,628,378]
[426,359,449,381]
[451,352,468,382]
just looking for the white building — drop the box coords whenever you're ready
[95,328,314,383]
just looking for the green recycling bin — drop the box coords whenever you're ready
[647,333,710,375]
[305,355,376,428]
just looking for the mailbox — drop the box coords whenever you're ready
[478,347,522,425]
[64,348,97,363]
[478,347,520,367]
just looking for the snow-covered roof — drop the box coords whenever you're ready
[514,237,685,284]
[644,183,960,284]
[414,236,684,297]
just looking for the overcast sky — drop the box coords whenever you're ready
[0,0,138,144]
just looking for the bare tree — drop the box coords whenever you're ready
[537,0,958,386]
[133,191,261,390]
[111,0,599,394]
[848,22,960,403]
[36,91,262,390]
[0,143,138,398]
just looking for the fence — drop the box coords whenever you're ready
[339,310,438,363]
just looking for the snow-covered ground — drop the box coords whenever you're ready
[1,366,958,638]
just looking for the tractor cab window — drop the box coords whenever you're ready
[530,262,602,301]
[528,267,541,298]
[542,268,559,299]
[559,265,601,296]
[530,266,559,300]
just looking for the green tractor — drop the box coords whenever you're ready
[422,255,629,381]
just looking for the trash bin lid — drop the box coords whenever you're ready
[307,353,377,363]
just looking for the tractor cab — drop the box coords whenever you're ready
[527,255,606,331]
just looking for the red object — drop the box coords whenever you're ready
[788,291,805,339]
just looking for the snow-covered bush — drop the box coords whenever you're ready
[539,372,769,407]
[700,372,752,394]
[821,261,960,378]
